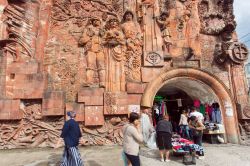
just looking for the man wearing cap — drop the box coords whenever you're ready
[60,111,83,166]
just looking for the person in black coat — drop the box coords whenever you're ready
[60,111,83,166]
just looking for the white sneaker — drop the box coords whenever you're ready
[160,158,164,162]
[165,159,170,162]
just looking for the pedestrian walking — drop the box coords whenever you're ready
[60,111,83,166]
[123,112,143,166]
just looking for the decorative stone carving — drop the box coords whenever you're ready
[0,0,250,149]
[198,0,236,35]
[141,0,164,66]
[103,17,126,92]
[0,100,64,149]
[215,41,249,65]
[121,10,142,81]
[239,120,250,145]
[228,42,248,64]
[156,12,172,57]
[104,92,128,115]
[1,1,40,60]
[146,52,163,65]
[79,17,105,87]
[214,23,249,65]
[243,106,250,119]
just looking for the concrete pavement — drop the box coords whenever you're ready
[0,144,250,166]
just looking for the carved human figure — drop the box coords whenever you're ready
[141,0,163,52]
[156,12,172,55]
[121,10,142,53]
[79,17,105,87]
[123,0,139,15]
[103,17,126,92]
[121,10,142,81]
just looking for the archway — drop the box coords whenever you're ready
[141,68,240,144]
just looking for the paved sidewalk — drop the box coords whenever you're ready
[0,144,250,166]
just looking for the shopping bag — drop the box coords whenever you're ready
[183,151,196,165]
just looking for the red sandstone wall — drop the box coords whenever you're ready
[0,0,249,148]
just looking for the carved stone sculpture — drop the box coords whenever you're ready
[0,0,250,149]
[198,0,236,35]
[103,17,126,92]
[79,17,105,87]
[156,12,172,56]
[121,10,142,81]
[141,0,164,66]
[214,25,249,65]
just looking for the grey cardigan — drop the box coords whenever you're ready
[123,124,143,156]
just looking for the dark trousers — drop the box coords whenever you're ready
[125,153,140,166]
[193,134,203,146]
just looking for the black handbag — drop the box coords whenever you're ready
[183,150,196,165]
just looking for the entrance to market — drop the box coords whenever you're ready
[141,68,240,144]
[152,78,221,143]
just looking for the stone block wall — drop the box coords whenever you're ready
[0,0,249,148]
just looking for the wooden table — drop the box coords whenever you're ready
[203,130,225,144]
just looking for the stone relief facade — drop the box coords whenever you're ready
[0,0,249,148]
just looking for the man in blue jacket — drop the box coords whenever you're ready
[60,111,83,166]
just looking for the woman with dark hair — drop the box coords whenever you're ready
[156,115,172,162]
[189,116,205,146]
[123,112,143,166]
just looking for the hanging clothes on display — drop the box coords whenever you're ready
[193,99,201,108]
[177,99,182,107]
[199,104,205,116]
[205,103,213,120]
[211,108,222,124]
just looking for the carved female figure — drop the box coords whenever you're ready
[121,10,142,81]
[103,17,126,92]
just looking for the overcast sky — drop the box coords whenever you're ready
[234,0,250,53]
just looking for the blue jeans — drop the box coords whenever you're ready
[180,125,191,139]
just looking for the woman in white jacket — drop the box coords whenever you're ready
[123,112,143,166]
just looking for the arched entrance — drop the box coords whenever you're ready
[141,68,240,144]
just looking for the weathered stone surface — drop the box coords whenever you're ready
[6,73,45,99]
[85,106,104,126]
[0,99,21,120]
[126,82,145,94]
[127,94,142,105]
[78,88,104,106]
[141,67,162,83]
[6,62,39,74]
[66,103,85,122]
[42,91,65,116]
[0,0,248,148]
[104,92,128,115]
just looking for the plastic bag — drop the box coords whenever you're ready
[146,132,157,149]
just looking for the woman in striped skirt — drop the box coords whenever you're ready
[60,111,83,166]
